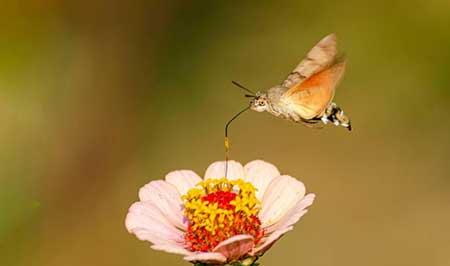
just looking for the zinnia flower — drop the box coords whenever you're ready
[125,160,315,265]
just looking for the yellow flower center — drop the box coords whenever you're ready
[182,178,263,252]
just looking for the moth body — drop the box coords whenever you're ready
[250,86,299,121]
[248,33,352,131]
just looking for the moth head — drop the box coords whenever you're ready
[250,93,269,112]
[230,81,268,112]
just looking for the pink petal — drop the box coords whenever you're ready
[165,170,202,195]
[251,226,293,256]
[259,175,306,228]
[244,160,280,200]
[204,160,244,181]
[266,193,315,234]
[213,234,254,261]
[184,252,227,264]
[151,244,192,256]
[125,201,184,245]
[138,180,186,229]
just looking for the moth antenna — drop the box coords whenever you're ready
[224,105,251,177]
[231,81,256,96]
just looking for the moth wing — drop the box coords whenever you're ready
[280,60,346,119]
[282,33,337,88]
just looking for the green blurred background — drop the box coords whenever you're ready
[1,1,450,265]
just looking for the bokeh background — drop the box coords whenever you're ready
[1,1,450,265]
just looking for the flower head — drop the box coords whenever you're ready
[125,160,315,265]
[183,178,263,252]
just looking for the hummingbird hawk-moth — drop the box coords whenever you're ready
[229,33,351,132]
[224,33,351,177]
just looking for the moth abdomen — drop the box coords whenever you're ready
[322,102,351,131]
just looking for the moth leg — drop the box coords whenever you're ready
[298,118,325,129]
